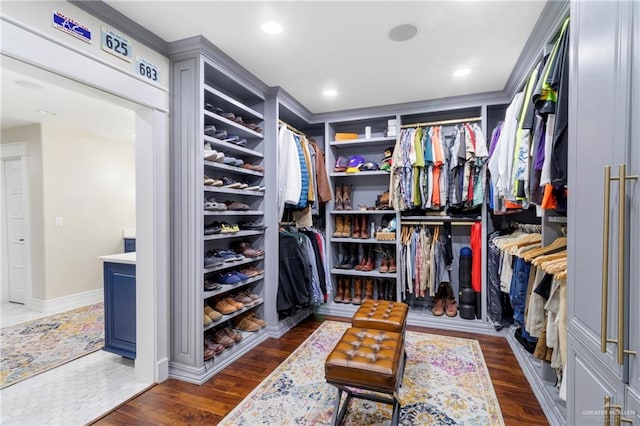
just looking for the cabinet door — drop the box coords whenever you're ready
[625,387,640,425]
[628,0,640,394]
[568,0,633,381]
[567,335,626,425]
[104,262,136,359]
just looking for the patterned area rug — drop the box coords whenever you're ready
[220,320,504,425]
[0,303,104,389]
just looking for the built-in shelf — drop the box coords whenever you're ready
[329,136,396,147]
[330,237,396,244]
[204,160,264,177]
[204,110,263,139]
[203,135,263,159]
[203,327,267,367]
[204,186,265,196]
[331,268,398,279]
[203,301,264,332]
[547,215,568,223]
[203,275,264,300]
[204,210,264,216]
[401,215,481,222]
[204,84,263,121]
[330,210,395,215]
[204,255,265,274]
[204,230,264,240]
[330,171,391,177]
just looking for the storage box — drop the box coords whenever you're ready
[335,132,359,141]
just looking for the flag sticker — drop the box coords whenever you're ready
[52,11,91,43]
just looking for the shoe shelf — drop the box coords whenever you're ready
[204,83,263,121]
[204,230,264,240]
[330,171,390,178]
[330,237,396,244]
[400,215,481,223]
[204,255,265,274]
[204,161,264,177]
[331,268,398,279]
[202,301,265,333]
[330,210,395,215]
[203,327,268,368]
[329,136,396,148]
[204,210,264,216]
[204,186,265,196]
[204,110,264,139]
[204,135,264,159]
[203,275,264,300]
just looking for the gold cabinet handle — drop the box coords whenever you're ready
[612,404,633,425]
[605,395,612,426]
[616,163,626,365]
[602,166,612,353]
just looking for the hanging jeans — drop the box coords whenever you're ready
[510,257,531,327]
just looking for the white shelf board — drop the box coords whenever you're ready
[330,171,391,177]
[330,268,397,279]
[329,136,396,147]
[330,210,395,215]
[203,135,264,159]
[204,160,264,177]
[204,255,264,274]
[204,186,265,196]
[330,237,396,244]
[204,83,263,120]
[204,210,264,216]
[204,230,264,240]
[203,274,264,300]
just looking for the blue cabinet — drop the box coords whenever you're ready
[103,261,136,359]
[124,238,136,253]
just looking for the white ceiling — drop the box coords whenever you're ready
[0,58,135,142]
[106,0,547,113]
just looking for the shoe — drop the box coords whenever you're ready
[222,176,242,189]
[204,197,227,211]
[214,330,235,348]
[246,312,266,327]
[225,200,251,211]
[203,175,215,186]
[235,241,264,258]
[222,112,236,121]
[206,339,225,356]
[214,130,228,140]
[234,292,254,307]
[235,315,261,332]
[333,216,345,238]
[224,327,243,343]
[204,252,224,268]
[216,272,242,285]
[230,270,249,281]
[352,277,363,305]
[245,184,261,191]
[240,266,263,277]
[204,305,223,322]
[214,298,237,314]
[432,297,445,316]
[221,222,239,234]
[204,150,224,162]
[226,297,245,310]
[342,184,353,210]
[205,104,223,115]
[445,298,458,317]
[203,343,215,361]
[203,312,213,327]
[238,221,266,230]
[204,279,221,291]
[335,185,344,210]
[222,156,238,166]
[204,221,222,235]
[334,277,344,303]
[239,290,263,304]
[204,124,217,137]
[241,163,264,172]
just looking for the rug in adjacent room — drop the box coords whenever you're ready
[219,320,504,425]
[0,303,104,389]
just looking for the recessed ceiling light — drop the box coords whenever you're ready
[322,89,338,97]
[388,24,418,42]
[453,68,472,77]
[36,109,57,116]
[262,21,283,34]
[15,80,45,90]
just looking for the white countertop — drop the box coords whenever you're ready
[99,252,136,265]
[122,228,136,239]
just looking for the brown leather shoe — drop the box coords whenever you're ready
[432,297,445,316]
[342,215,352,238]
[334,277,344,303]
[213,330,235,348]
[246,312,266,327]
[445,298,458,317]
[352,277,363,305]
[352,215,361,238]
[236,316,261,332]
[360,215,369,239]
[214,299,237,314]
[223,327,243,343]
[343,278,352,303]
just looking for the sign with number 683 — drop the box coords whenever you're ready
[136,57,159,83]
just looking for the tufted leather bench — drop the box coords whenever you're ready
[352,299,408,334]
[325,327,405,425]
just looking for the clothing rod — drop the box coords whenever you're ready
[278,119,307,137]
[402,221,475,226]
[400,116,483,128]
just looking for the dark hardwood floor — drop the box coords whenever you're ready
[93,315,549,425]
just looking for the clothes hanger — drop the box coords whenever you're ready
[532,250,567,265]
[522,237,567,261]
[501,233,542,251]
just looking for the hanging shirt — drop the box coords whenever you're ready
[277,126,302,221]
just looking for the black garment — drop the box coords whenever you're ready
[487,231,505,330]
[551,25,570,186]
[278,232,311,315]
[523,58,547,130]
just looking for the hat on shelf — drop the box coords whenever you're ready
[361,161,380,171]
[346,155,365,173]
[381,146,394,171]
[334,156,350,172]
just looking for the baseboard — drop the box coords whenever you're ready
[28,288,103,313]
[156,357,169,383]
[268,307,313,338]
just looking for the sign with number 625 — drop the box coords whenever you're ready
[101,27,132,62]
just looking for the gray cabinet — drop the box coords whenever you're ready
[567,0,640,423]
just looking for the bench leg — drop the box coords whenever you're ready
[391,397,400,426]
[330,386,353,426]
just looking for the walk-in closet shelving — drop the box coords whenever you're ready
[320,114,401,316]
[169,47,270,384]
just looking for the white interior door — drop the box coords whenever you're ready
[3,158,27,304]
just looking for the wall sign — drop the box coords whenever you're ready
[101,27,132,62]
[136,57,159,83]
[52,11,91,43]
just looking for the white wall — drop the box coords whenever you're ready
[40,121,135,300]
[1,124,45,301]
